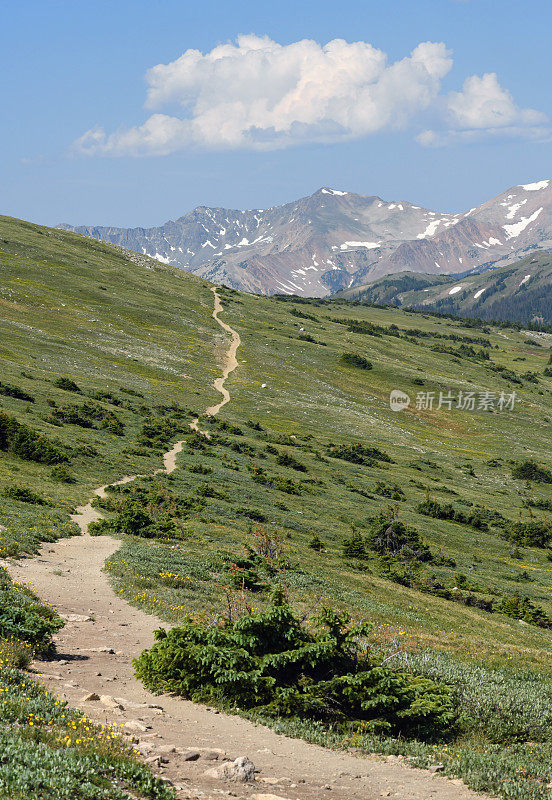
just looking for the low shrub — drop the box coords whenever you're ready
[50,464,76,483]
[53,377,81,392]
[0,412,67,464]
[3,485,49,505]
[50,402,125,435]
[0,568,64,653]
[374,481,405,500]
[340,352,373,370]
[512,460,552,483]
[503,519,552,548]
[495,594,552,629]
[416,499,489,531]
[0,382,34,402]
[134,591,454,740]
[369,515,433,563]
[308,533,325,551]
[342,529,368,560]
[275,451,307,472]
[235,506,267,522]
[327,442,393,465]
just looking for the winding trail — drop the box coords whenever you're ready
[7,289,489,800]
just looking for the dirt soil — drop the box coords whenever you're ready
[7,288,492,800]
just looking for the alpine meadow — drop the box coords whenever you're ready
[2,211,552,799]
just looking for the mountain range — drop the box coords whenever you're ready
[59,179,552,297]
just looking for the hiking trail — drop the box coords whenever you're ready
[8,288,490,800]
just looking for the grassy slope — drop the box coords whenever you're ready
[3,212,552,669]
[0,214,221,554]
[4,216,552,797]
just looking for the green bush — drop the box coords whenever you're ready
[50,402,124,434]
[115,502,154,537]
[495,594,552,629]
[0,568,63,652]
[3,485,48,505]
[369,516,433,563]
[275,451,307,472]
[342,529,368,560]
[374,481,405,500]
[327,442,393,465]
[0,412,66,464]
[504,519,552,548]
[134,591,454,740]
[340,352,373,370]
[235,506,267,522]
[0,382,34,402]
[139,416,183,448]
[53,377,81,392]
[308,533,325,551]
[416,499,489,531]
[50,464,76,483]
[512,460,552,483]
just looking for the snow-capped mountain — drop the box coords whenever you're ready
[59,180,552,296]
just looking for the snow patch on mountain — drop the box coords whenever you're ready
[521,180,550,191]
[503,207,543,239]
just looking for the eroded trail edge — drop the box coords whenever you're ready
[7,289,489,800]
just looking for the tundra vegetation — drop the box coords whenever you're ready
[4,215,552,797]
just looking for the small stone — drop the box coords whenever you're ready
[157,745,177,754]
[60,613,93,622]
[254,795,293,800]
[136,742,155,755]
[81,692,100,702]
[428,764,444,774]
[125,720,148,732]
[182,750,201,761]
[202,749,223,761]
[99,695,123,709]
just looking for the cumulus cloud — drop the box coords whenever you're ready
[73,35,452,155]
[418,72,548,146]
[72,35,547,156]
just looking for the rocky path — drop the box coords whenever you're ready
[8,288,491,800]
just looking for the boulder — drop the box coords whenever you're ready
[204,756,256,782]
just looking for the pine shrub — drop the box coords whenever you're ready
[134,591,454,740]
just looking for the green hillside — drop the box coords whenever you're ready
[4,215,552,798]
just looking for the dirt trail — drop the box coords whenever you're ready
[8,288,490,800]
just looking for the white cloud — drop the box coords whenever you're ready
[73,35,452,155]
[447,73,546,129]
[72,36,547,156]
[418,72,548,146]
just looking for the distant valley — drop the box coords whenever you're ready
[340,251,552,326]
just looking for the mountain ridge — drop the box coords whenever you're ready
[59,179,552,297]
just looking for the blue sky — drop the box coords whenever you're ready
[2,0,551,227]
